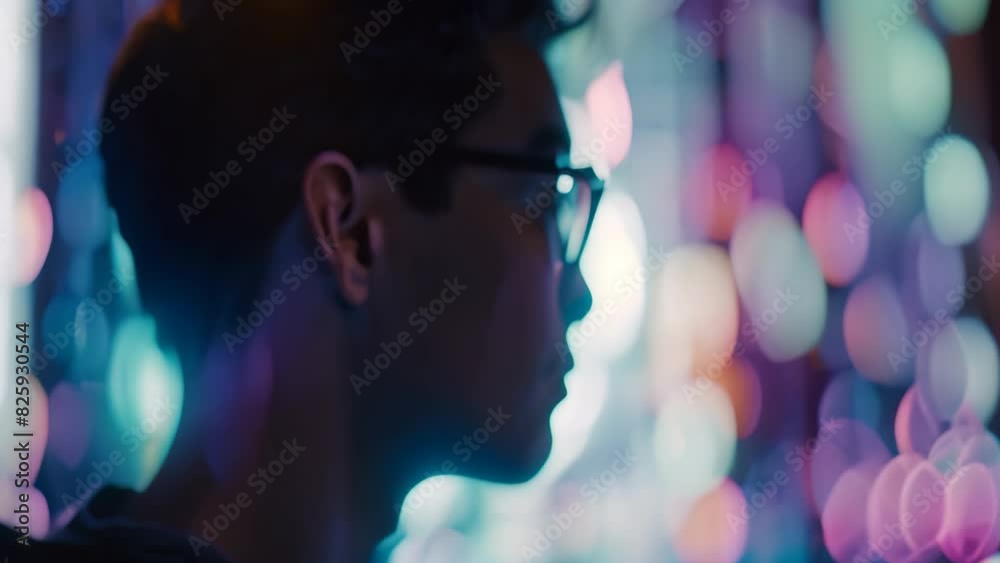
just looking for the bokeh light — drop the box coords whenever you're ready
[47,382,92,469]
[582,61,633,175]
[648,244,739,395]
[940,463,1000,561]
[576,191,647,364]
[107,316,183,489]
[886,24,951,137]
[954,317,1000,423]
[821,462,883,562]
[844,276,912,386]
[730,203,827,362]
[819,371,881,431]
[896,386,947,456]
[14,187,53,286]
[866,453,925,563]
[810,419,891,514]
[924,135,990,245]
[915,322,969,421]
[684,145,753,242]
[672,479,747,563]
[930,0,992,35]
[802,173,868,286]
[653,387,736,501]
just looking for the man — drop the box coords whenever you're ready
[4,0,599,561]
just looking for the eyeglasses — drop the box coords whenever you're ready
[439,147,605,265]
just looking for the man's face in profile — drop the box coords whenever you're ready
[356,34,591,483]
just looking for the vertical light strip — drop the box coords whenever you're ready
[0,0,40,402]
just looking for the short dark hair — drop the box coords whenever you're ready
[100,0,565,358]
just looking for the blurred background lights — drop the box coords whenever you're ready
[958,430,1000,468]
[398,475,469,538]
[672,478,748,563]
[0,485,49,540]
[730,203,827,362]
[940,463,1000,561]
[810,419,891,514]
[647,244,739,396]
[895,386,946,456]
[886,24,952,137]
[0,157,15,281]
[548,0,593,29]
[915,323,969,421]
[820,462,883,562]
[900,459,948,553]
[802,174,869,286]
[107,316,184,489]
[928,423,984,475]
[953,317,1000,423]
[747,4,816,97]
[47,382,92,469]
[581,60,633,175]
[14,187,53,286]
[905,215,965,317]
[714,359,762,439]
[55,156,110,252]
[575,191,647,364]
[684,145,753,242]
[819,371,882,431]
[653,387,736,501]
[0,375,48,487]
[924,135,990,245]
[866,453,924,563]
[844,276,912,386]
[930,0,992,35]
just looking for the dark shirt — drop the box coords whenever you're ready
[1,486,232,562]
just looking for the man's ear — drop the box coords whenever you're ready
[302,151,381,306]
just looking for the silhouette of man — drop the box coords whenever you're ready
[4,0,599,561]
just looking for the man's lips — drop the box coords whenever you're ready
[541,346,571,403]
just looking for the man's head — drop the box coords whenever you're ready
[101,0,595,483]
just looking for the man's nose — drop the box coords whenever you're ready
[559,261,593,325]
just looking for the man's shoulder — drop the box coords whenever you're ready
[1,486,230,563]
[2,523,213,562]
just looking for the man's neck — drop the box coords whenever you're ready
[125,321,405,563]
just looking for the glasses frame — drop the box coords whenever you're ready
[437,146,605,265]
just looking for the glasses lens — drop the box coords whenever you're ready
[557,173,593,263]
